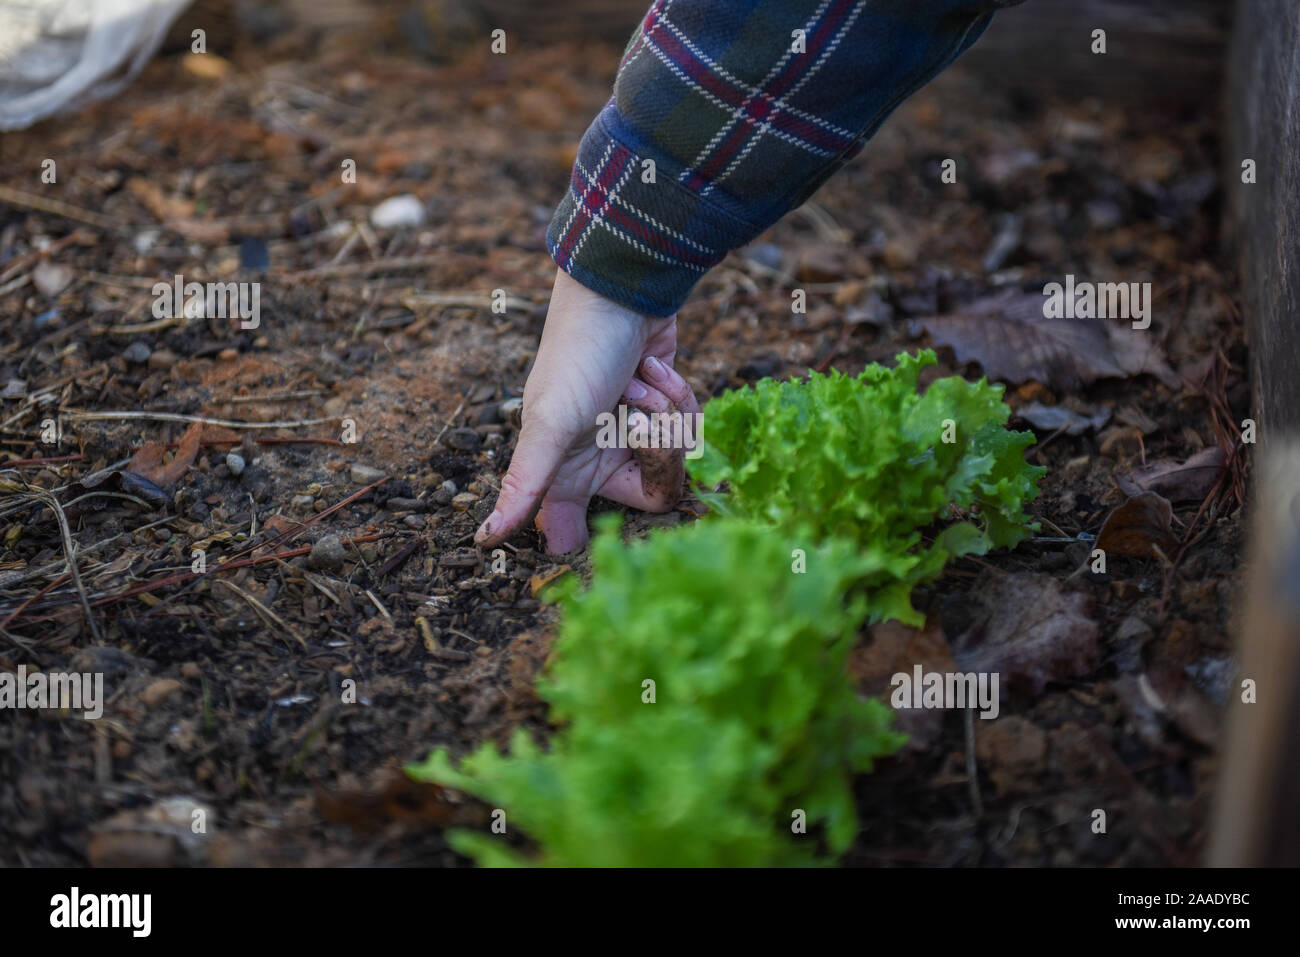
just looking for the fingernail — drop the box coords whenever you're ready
[475,510,500,543]
[642,355,668,384]
[624,379,648,400]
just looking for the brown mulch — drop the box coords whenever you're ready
[0,25,1243,866]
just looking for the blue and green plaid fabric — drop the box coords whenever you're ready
[548,0,1024,316]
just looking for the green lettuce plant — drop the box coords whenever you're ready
[688,349,1045,624]
[408,517,904,867]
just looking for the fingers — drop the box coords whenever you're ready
[474,412,568,547]
[639,355,701,416]
[535,497,591,553]
[642,314,678,368]
[596,368,699,512]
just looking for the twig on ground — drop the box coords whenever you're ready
[24,487,101,642]
[965,707,983,818]
[63,410,340,430]
[0,185,118,230]
[216,579,304,648]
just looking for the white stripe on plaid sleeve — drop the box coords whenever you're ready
[565,183,712,272]
[556,139,618,250]
[679,0,836,180]
[615,0,678,86]
[574,156,719,257]
[568,153,638,264]
[640,35,838,161]
[656,11,857,141]
[706,0,867,196]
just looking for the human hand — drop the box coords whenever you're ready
[474,269,701,553]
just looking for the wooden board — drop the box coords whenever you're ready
[1227,0,1300,439]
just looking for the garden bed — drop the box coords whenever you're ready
[0,27,1243,866]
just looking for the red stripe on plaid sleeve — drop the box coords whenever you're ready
[579,188,717,269]
[686,0,860,188]
[555,143,637,267]
[643,9,855,156]
[619,0,668,75]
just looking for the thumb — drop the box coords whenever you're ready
[474,413,569,547]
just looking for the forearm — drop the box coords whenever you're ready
[548,0,1023,317]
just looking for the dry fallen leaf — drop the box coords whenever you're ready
[911,289,1179,390]
[1116,666,1219,749]
[261,514,302,536]
[975,715,1047,796]
[1114,404,1160,434]
[316,772,471,836]
[911,290,1122,388]
[1096,490,1180,558]
[955,571,1100,695]
[1106,324,1182,389]
[1016,400,1111,435]
[529,564,571,598]
[849,617,955,750]
[127,421,203,487]
[1114,446,1225,502]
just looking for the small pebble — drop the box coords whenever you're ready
[308,534,346,571]
[443,427,481,452]
[123,342,152,363]
[350,463,386,484]
[403,515,426,529]
[33,260,73,297]
[225,452,246,476]
[141,678,183,709]
[451,492,479,510]
[133,230,162,254]
[291,494,314,512]
[499,397,522,427]
[370,194,427,229]
[147,348,178,371]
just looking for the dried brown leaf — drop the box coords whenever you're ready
[851,617,956,750]
[126,421,203,487]
[1106,325,1182,390]
[1096,490,1180,558]
[911,289,1179,390]
[1114,446,1225,502]
[955,572,1100,695]
[911,290,1123,389]
[1016,400,1111,435]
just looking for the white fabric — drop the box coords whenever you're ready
[0,0,192,130]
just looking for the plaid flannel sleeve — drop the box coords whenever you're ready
[548,0,1024,317]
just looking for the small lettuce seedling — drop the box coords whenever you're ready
[688,350,1045,624]
[408,517,905,867]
